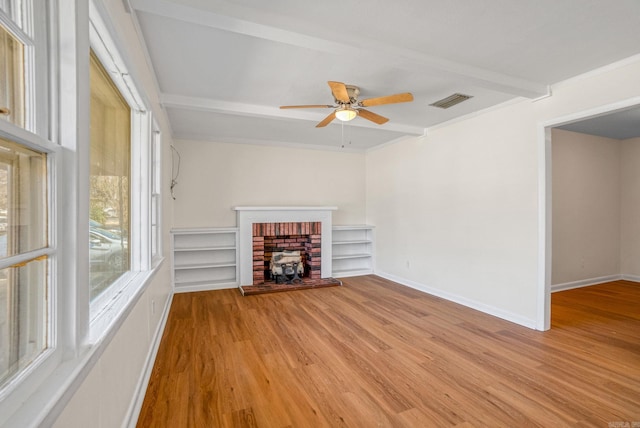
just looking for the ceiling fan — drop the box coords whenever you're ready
[280,81,413,128]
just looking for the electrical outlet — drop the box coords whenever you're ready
[151,299,155,315]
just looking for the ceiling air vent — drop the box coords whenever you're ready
[429,93,473,109]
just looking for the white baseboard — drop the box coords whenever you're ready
[124,292,174,428]
[621,274,640,283]
[374,271,537,329]
[551,274,623,293]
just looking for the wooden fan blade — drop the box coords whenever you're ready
[359,92,413,107]
[316,112,336,128]
[328,81,350,103]
[357,108,389,125]
[280,104,333,109]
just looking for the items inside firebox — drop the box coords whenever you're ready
[269,250,304,284]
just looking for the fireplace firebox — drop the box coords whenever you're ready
[252,221,321,285]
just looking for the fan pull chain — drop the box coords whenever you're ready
[340,120,353,149]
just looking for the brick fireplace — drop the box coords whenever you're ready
[252,222,321,284]
[234,206,336,286]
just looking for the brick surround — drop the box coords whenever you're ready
[235,206,335,286]
[252,222,321,284]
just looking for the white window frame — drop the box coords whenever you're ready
[151,119,162,264]
[0,0,47,136]
[1,0,162,425]
[87,0,152,338]
[0,0,60,420]
[0,125,58,403]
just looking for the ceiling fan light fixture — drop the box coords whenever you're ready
[281,81,410,127]
[335,107,357,122]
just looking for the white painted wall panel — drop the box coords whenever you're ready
[621,137,640,277]
[172,141,367,227]
[551,129,621,285]
[367,102,540,325]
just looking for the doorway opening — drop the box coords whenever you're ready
[539,99,640,330]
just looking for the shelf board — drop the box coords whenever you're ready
[174,245,236,252]
[332,253,372,260]
[174,262,237,270]
[171,227,238,234]
[332,240,372,245]
[332,225,374,230]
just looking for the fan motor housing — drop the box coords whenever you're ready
[337,85,360,105]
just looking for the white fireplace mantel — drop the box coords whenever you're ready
[234,206,337,286]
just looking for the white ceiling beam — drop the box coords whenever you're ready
[160,93,426,135]
[131,0,548,98]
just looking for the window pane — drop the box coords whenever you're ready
[151,129,160,258]
[0,1,25,31]
[151,195,157,256]
[0,137,47,259]
[0,256,48,386]
[0,23,25,128]
[152,132,160,195]
[89,51,130,300]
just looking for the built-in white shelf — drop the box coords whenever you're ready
[171,227,239,292]
[332,225,374,278]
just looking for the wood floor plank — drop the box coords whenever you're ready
[137,277,640,427]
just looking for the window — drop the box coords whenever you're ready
[0,137,48,387]
[0,0,47,136]
[1,1,162,423]
[0,0,52,397]
[0,22,24,127]
[88,5,152,328]
[151,122,161,261]
[89,50,130,301]
[0,1,25,30]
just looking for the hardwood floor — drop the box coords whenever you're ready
[137,277,640,427]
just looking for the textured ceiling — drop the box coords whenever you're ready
[129,0,640,150]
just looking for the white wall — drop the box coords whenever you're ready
[52,276,172,427]
[172,141,367,227]
[367,102,540,326]
[550,131,640,287]
[621,137,640,278]
[551,129,621,285]
[366,56,640,328]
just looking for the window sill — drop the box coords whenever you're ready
[89,269,154,343]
